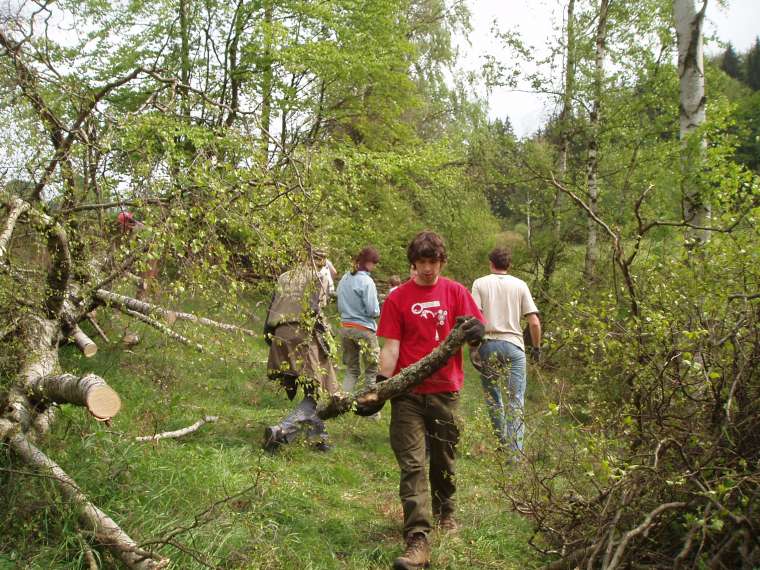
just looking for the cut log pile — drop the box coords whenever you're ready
[0,193,258,568]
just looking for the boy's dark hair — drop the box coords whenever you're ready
[488,247,511,270]
[407,231,447,265]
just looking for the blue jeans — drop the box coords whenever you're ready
[478,340,526,452]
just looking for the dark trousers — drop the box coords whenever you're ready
[389,392,460,538]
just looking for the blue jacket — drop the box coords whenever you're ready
[336,270,380,331]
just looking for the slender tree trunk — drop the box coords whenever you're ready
[674,0,709,246]
[260,0,274,163]
[225,0,246,127]
[584,0,610,282]
[179,0,191,119]
[526,189,532,248]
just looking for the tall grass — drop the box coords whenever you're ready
[1,295,543,569]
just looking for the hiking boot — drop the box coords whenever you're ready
[392,533,430,569]
[262,425,283,453]
[438,514,458,533]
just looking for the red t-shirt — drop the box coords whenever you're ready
[377,277,484,394]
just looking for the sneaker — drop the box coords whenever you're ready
[438,514,458,533]
[262,425,283,453]
[392,533,430,569]
[313,441,332,453]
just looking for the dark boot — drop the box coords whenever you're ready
[392,533,430,569]
[437,514,458,533]
[262,425,284,452]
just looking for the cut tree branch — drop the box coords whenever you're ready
[95,289,256,336]
[69,325,98,357]
[120,307,206,353]
[135,416,219,442]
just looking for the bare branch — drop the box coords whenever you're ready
[87,314,110,343]
[95,289,256,336]
[135,416,219,442]
[318,316,477,420]
[549,173,619,245]
[607,502,687,570]
[119,307,206,354]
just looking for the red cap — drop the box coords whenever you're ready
[117,211,136,232]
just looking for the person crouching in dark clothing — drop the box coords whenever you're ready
[262,248,339,452]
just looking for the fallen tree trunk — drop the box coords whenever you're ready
[317,316,477,420]
[6,429,168,569]
[28,373,121,421]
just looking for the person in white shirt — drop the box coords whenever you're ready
[471,247,541,456]
[319,258,337,297]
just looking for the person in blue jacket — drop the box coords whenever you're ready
[336,247,381,399]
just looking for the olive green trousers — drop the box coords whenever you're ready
[389,391,460,538]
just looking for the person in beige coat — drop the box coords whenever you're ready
[263,248,338,452]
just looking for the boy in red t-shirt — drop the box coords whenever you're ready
[377,231,484,570]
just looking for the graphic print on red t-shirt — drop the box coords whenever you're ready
[377,277,483,394]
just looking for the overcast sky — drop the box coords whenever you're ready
[458,0,760,138]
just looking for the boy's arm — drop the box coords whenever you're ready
[378,338,400,378]
[526,312,542,362]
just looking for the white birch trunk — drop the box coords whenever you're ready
[674,0,709,245]
[555,0,576,240]
[0,195,30,261]
[95,289,256,336]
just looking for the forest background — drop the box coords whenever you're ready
[1,0,758,569]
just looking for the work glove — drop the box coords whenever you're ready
[469,346,484,373]
[263,322,276,346]
[460,316,486,346]
[354,374,388,417]
[529,346,542,364]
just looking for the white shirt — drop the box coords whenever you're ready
[471,273,538,350]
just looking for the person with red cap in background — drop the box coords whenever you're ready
[116,210,155,301]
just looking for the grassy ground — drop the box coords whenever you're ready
[0,295,544,569]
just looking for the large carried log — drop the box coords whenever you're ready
[317,316,480,420]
